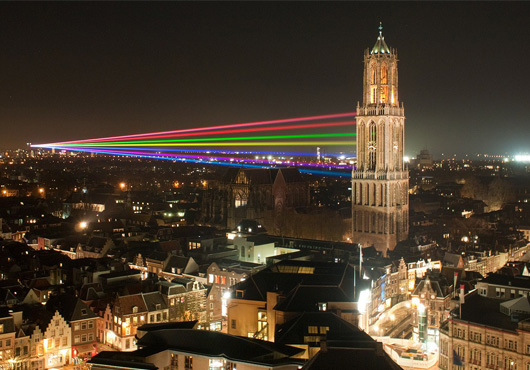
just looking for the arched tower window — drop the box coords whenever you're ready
[393,121,400,169]
[358,121,365,169]
[391,65,397,104]
[380,63,388,104]
[368,122,377,170]
[381,64,387,84]
[378,121,385,169]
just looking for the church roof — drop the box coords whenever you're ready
[371,22,391,55]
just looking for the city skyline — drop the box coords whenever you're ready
[1,2,530,157]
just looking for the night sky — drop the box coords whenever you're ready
[1,2,529,157]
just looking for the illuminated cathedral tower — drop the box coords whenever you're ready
[352,24,409,254]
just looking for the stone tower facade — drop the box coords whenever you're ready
[352,24,409,254]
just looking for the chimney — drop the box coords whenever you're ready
[376,342,384,356]
[320,339,327,352]
[9,311,23,328]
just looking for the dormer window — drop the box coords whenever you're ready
[81,309,87,316]
[132,306,138,314]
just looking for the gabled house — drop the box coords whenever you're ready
[142,292,168,324]
[158,281,187,322]
[76,237,114,259]
[160,255,199,281]
[0,313,16,370]
[411,271,453,346]
[46,294,98,362]
[107,294,148,351]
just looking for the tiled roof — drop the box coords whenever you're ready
[142,292,167,312]
[117,294,148,315]
[46,293,98,322]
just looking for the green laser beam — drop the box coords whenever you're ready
[60,141,356,147]
[64,133,356,146]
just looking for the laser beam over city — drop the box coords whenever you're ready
[33,112,357,176]
[38,112,356,146]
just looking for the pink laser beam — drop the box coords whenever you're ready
[44,112,356,146]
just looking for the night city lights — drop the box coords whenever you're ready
[1,2,530,370]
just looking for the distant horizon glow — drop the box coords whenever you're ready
[515,155,530,162]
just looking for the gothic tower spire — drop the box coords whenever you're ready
[352,24,409,255]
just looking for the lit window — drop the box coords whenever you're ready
[380,86,388,104]
[371,86,377,104]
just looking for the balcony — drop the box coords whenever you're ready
[357,105,405,117]
[352,170,408,180]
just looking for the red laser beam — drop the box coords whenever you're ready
[47,112,356,146]
[81,120,355,142]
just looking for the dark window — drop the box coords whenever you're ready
[185,356,193,370]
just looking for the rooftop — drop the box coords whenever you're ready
[371,23,391,55]
[137,328,304,365]
[451,291,519,332]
